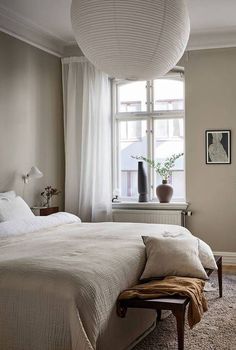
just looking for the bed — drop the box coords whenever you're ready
[0,196,216,350]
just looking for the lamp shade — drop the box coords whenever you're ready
[27,166,43,179]
[71,0,190,80]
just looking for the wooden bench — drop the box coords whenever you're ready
[119,255,222,350]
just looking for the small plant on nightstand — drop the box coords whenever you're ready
[41,186,61,208]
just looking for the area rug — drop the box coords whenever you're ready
[133,272,236,350]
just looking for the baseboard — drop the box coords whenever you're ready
[214,251,236,266]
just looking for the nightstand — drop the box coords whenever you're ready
[31,206,59,216]
[40,207,59,216]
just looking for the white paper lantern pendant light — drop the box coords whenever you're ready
[71,0,190,81]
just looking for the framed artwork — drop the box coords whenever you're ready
[205,130,231,164]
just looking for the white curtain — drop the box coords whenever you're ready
[62,57,112,222]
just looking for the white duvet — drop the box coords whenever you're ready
[0,214,215,350]
[0,211,81,236]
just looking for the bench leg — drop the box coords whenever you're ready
[173,308,186,350]
[156,310,162,321]
[217,256,223,298]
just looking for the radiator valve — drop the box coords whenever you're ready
[182,210,192,216]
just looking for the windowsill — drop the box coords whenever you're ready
[112,201,188,210]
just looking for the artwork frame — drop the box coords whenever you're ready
[205,130,231,164]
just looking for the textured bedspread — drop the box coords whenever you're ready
[0,220,191,350]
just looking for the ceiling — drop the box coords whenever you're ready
[0,0,236,56]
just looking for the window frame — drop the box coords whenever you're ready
[112,72,186,202]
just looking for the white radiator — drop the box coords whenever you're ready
[112,209,183,226]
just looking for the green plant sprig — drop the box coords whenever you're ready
[131,153,184,181]
[41,186,61,201]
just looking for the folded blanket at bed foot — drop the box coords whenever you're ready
[117,276,208,329]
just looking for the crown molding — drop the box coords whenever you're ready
[66,30,236,58]
[1,2,236,57]
[0,4,67,57]
[187,29,236,51]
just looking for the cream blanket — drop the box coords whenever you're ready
[0,220,193,350]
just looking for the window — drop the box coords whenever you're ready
[120,120,142,141]
[117,81,147,112]
[113,73,185,202]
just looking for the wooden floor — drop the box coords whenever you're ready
[223,265,236,273]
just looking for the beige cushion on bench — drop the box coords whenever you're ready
[198,239,218,270]
[141,236,208,281]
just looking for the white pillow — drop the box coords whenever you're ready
[0,196,34,222]
[0,191,16,200]
[198,239,217,270]
[141,235,208,281]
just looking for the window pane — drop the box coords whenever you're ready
[154,118,184,199]
[153,79,184,111]
[120,120,142,141]
[119,120,147,198]
[117,81,147,113]
[171,171,185,199]
[155,119,184,140]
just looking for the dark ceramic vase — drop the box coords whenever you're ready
[156,180,173,203]
[138,161,148,202]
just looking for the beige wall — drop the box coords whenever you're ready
[180,48,236,252]
[0,32,235,251]
[0,32,64,208]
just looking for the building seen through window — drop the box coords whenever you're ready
[113,75,185,201]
